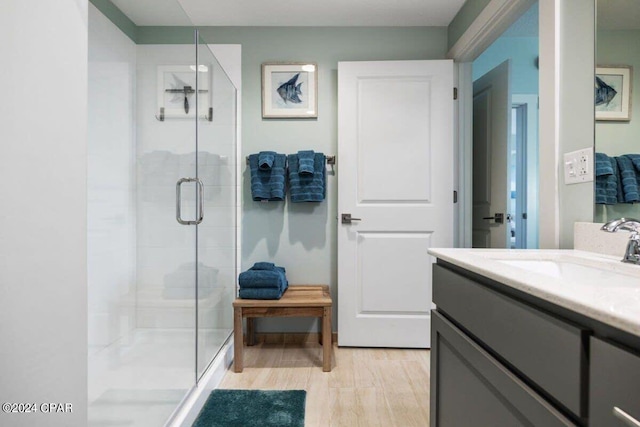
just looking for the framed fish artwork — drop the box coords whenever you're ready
[595,66,632,121]
[262,62,318,118]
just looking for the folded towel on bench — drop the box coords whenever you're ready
[239,287,285,300]
[239,262,289,300]
[250,262,276,271]
[239,270,285,288]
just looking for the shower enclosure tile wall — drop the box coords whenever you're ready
[87,2,137,357]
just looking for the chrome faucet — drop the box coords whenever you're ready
[601,218,640,265]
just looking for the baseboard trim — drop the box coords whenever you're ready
[244,332,338,344]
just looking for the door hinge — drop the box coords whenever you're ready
[453,87,458,100]
[453,190,458,203]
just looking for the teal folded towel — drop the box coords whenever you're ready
[249,152,286,201]
[287,152,326,202]
[625,154,640,169]
[615,156,639,203]
[595,153,617,205]
[239,287,285,300]
[297,150,315,176]
[612,157,625,204]
[251,262,275,270]
[238,263,288,299]
[624,154,640,188]
[239,270,284,289]
[595,152,614,176]
[239,262,288,297]
[258,151,275,170]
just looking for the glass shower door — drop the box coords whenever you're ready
[133,40,199,422]
[195,33,238,378]
[88,26,200,427]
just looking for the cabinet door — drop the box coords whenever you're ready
[590,337,640,426]
[433,264,587,418]
[431,311,576,427]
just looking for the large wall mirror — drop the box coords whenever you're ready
[594,0,640,222]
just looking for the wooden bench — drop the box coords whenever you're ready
[233,285,333,372]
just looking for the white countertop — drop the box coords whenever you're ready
[428,248,640,337]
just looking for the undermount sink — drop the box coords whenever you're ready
[496,258,640,288]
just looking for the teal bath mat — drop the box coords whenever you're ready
[192,389,306,427]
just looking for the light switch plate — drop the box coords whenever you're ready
[564,147,594,185]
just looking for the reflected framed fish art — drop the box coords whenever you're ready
[262,62,318,118]
[595,66,632,121]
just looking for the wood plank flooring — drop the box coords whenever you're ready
[219,342,431,426]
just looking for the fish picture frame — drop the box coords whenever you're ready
[262,62,318,118]
[595,66,632,121]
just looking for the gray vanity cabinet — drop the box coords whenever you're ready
[432,264,587,418]
[431,311,577,427]
[589,337,640,426]
[432,261,640,427]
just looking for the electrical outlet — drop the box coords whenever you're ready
[564,147,594,184]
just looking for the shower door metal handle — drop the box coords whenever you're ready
[176,177,204,225]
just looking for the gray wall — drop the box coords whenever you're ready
[594,30,640,223]
[558,0,595,248]
[171,27,447,332]
[448,0,493,51]
[0,0,88,426]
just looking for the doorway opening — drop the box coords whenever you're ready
[470,2,539,249]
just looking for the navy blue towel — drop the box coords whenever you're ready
[249,152,286,201]
[594,153,617,205]
[615,156,640,203]
[287,152,326,203]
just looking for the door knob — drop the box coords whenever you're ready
[341,213,362,224]
[482,213,504,224]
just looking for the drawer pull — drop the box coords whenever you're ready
[614,407,640,427]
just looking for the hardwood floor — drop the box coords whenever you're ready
[219,342,431,426]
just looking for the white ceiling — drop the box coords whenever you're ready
[111,0,466,27]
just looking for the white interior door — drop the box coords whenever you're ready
[337,60,453,348]
[472,60,511,249]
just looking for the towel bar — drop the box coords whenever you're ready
[246,155,335,165]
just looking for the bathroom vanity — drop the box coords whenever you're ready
[429,249,640,427]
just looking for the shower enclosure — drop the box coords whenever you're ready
[87,3,237,425]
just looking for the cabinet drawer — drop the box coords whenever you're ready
[433,264,588,418]
[590,337,640,426]
[431,311,577,427]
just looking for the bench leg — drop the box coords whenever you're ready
[322,307,332,372]
[247,317,255,346]
[234,307,243,373]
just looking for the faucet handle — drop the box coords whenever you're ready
[601,218,640,233]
